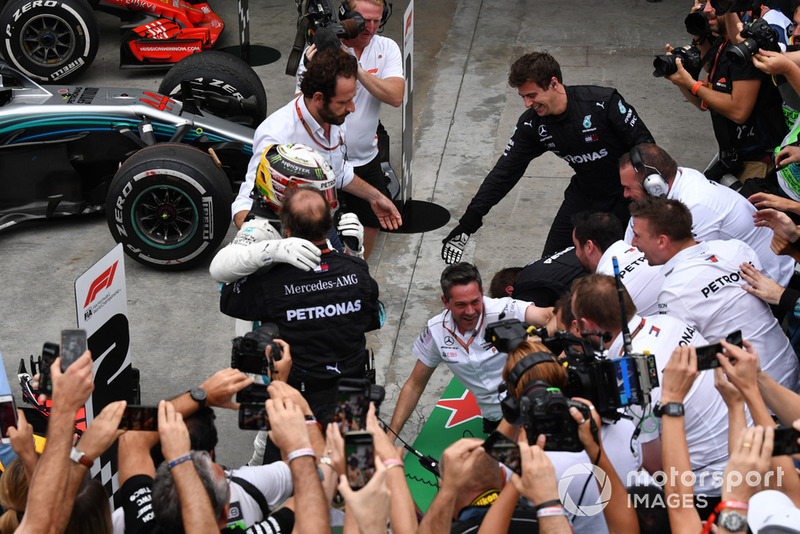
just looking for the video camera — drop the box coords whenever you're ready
[727,17,781,65]
[287,0,365,75]
[231,323,283,376]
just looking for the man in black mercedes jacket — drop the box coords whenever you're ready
[442,51,655,261]
[220,186,381,425]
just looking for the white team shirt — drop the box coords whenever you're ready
[608,314,730,495]
[596,240,664,316]
[226,463,293,528]
[296,35,403,165]
[232,96,354,217]
[413,296,531,421]
[625,167,796,286]
[548,419,641,534]
[658,239,800,393]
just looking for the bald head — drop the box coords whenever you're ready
[279,186,332,242]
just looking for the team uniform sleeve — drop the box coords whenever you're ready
[233,463,294,510]
[413,325,443,368]
[380,39,403,79]
[657,286,694,328]
[461,115,547,225]
[605,91,655,148]
[244,508,295,534]
[209,219,282,283]
[220,275,266,321]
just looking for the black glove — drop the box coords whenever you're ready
[441,210,482,264]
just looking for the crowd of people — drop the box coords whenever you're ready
[9,0,800,532]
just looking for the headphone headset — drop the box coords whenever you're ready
[498,352,559,424]
[339,0,392,30]
[551,81,557,88]
[629,146,668,197]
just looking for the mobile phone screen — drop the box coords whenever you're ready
[696,330,743,371]
[239,403,270,431]
[60,329,87,371]
[773,425,800,456]
[344,431,374,490]
[334,387,370,433]
[482,431,521,475]
[119,405,158,431]
[612,356,641,407]
[0,396,17,445]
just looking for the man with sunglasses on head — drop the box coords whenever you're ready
[232,47,401,234]
[296,0,403,259]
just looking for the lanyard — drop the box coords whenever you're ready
[617,318,646,357]
[295,98,344,151]
[442,311,485,353]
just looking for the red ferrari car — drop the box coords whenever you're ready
[0,0,224,82]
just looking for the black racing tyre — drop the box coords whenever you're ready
[0,0,98,82]
[158,51,267,128]
[106,144,232,271]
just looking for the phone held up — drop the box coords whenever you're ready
[695,330,743,371]
[344,430,375,490]
[482,430,522,475]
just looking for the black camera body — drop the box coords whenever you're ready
[35,342,60,397]
[303,0,364,47]
[520,383,591,452]
[653,45,704,79]
[685,10,711,39]
[727,17,781,65]
[231,324,282,375]
[710,0,758,15]
[337,378,385,410]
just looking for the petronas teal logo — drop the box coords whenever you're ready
[583,115,592,128]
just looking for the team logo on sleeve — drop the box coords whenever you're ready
[706,255,719,263]
[618,101,626,113]
[648,325,660,337]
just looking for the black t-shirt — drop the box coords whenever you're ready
[242,508,295,534]
[706,36,786,161]
[511,246,587,307]
[119,474,160,534]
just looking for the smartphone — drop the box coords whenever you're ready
[238,402,270,431]
[0,396,17,444]
[344,431,375,490]
[772,425,800,456]
[119,405,158,431]
[235,384,270,404]
[60,329,87,371]
[334,381,371,433]
[482,431,521,475]
[38,342,60,397]
[696,330,743,371]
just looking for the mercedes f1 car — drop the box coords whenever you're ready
[0,55,257,270]
[0,0,224,83]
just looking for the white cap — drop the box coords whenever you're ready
[748,490,800,533]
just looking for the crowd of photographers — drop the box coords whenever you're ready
[12,0,800,533]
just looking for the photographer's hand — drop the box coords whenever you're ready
[752,49,794,76]
[7,410,38,480]
[775,146,800,171]
[266,397,311,455]
[338,458,391,534]
[665,57,696,92]
[76,400,126,463]
[722,426,773,502]
[716,339,761,396]
[748,192,800,214]
[51,350,94,416]
[569,397,601,459]
[754,208,800,244]
[510,433,558,505]
[268,339,292,383]
[661,345,699,403]
[200,367,253,410]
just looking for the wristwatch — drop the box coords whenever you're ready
[189,387,207,409]
[718,510,747,532]
[655,401,684,417]
[70,447,93,468]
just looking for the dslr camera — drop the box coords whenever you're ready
[231,323,283,376]
[653,45,704,79]
[727,17,781,65]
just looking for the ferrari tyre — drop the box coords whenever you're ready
[159,51,267,128]
[106,144,232,271]
[0,0,98,82]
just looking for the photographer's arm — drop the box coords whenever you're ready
[659,346,703,532]
[7,410,39,481]
[388,360,436,436]
[524,304,554,328]
[167,368,254,416]
[713,368,747,456]
[475,481,519,534]
[756,369,800,425]
[357,70,404,108]
[570,398,639,534]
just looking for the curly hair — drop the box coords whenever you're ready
[299,47,358,102]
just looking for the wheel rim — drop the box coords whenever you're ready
[20,14,77,67]
[131,185,199,250]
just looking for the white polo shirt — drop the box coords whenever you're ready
[413,296,531,421]
[596,240,664,317]
[296,35,403,165]
[608,314,730,495]
[232,96,354,217]
[658,239,800,393]
[625,167,796,286]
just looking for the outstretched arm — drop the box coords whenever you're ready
[388,360,435,436]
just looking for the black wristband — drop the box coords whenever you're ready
[533,499,562,512]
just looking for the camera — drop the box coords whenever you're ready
[653,45,704,79]
[684,9,711,39]
[709,0,758,15]
[727,17,781,65]
[302,0,364,48]
[36,341,60,397]
[231,323,282,375]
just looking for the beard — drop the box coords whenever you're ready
[318,102,348,126]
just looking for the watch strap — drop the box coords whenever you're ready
[70,447,93,468]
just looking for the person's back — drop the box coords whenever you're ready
[659,238,800,392]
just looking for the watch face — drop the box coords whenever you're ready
[720,511,747,532]
[191,388,207,403]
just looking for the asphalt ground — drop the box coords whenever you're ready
[1,0,717,467]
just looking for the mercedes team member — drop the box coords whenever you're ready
[629,196,800,393]
[442,51,654,262]
[388,262,553,435]
[509,246,586,307]
[220,186,382,425]
[231,47,401,233]
[297,0,403,258]
[619,143,796,288]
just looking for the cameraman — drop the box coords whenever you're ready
[500,340,641,534]
[664,2,786,184]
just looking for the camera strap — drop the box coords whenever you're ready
[230,476,271,519]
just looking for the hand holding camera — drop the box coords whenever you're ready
[200,368,254,410]
[510,432,560,507]
[265,398,311,454]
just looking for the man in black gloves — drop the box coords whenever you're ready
[442,51,654,262]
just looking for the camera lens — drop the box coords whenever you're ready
[684,12,709,36]
[652,55,678,77]
[726,38,758,65]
